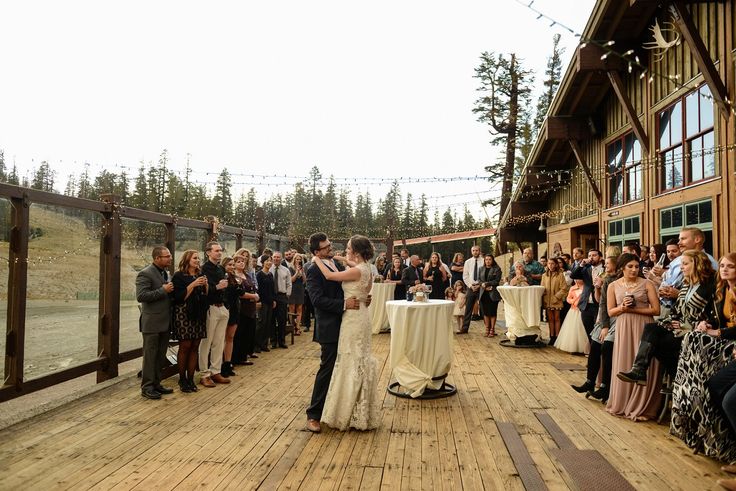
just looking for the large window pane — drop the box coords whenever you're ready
[659,110,671,149]
[672,207,683,228]
[671,101,682,144]
[219,233,238,257]
[703,131,715,178]
[661,209,672,229]
[175,227,210,259]
[686,90,700,137]
[623,134,633,164]
[24,204,101,380]
[700,85,714,130]
[120,219,167,354]
[690,136,703,182]
[699,201,712,223]
[686,204,699,226]
[673,146,684,188]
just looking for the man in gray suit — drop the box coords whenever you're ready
[136,245,175,400]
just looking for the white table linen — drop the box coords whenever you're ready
[497,285,546,342]
[369,282,396,334]
[386,299,454,397]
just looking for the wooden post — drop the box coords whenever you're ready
[165,222,176,276]
[255,207,265,255]
[235,232,243,251]
[4,194,30,391]
[97,194,122,383]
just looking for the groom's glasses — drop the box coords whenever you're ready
[318,242,332,250]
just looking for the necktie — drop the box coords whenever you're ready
[161,269,168,282]
[473,258,479,281]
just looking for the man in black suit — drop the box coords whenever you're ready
[401,255,424,291]
[570,249,603,336]
[305,232,361,433]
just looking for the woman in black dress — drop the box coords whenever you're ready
[172,250,209,393]
[450,252,465,286]
[256,255,276,352]
[221,257,245,377]
[423,252,448,300]
[478,254,502,336]
[288,254,306,335]
[234,250,258,364]
[385,256,406,300]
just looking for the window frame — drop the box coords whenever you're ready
[606,132,643,207]
[607,215,641,249]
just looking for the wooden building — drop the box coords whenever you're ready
[498,0,736,258]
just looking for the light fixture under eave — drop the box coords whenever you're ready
[559,213,569,225]
[538,218,546,231]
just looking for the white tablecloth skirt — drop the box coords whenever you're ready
[386,300,454,397]
[497,285,546,342]
[369,282,395,334]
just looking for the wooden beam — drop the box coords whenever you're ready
[576,44,626,73]
[568,139,603,206]
[606,70,650,155]
[670,1,731,118]
[4,195,29,392]
[545,117,591,141]
[97,195,122,383]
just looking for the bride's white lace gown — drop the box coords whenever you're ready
[321,262,381,431]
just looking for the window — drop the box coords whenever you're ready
[607,133,642,207]
[607,216,640,250]
[658,84,716,191]
[660,200,714,255]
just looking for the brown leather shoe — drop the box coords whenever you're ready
[306,418,321,433]
[212,373,231,384]
[718,478,736,491]
[200,376,216,388]
[723,465,736,474]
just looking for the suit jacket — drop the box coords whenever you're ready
[569,263,599,310]
[305,260,345,344]
[478,265,502,302]
[401,264,423,287]
[136,264,172,334]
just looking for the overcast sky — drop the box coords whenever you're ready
[0,0,595,222]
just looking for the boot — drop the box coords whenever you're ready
[187,377,198,392]
[571,380,594,393]
[221,362,236,377]
[617,340,652,385]
[588,385,609,403]
[179,377,192,393]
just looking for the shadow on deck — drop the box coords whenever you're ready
[0,322,727,490]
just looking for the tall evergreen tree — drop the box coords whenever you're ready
[212,168,233,222]
[0,150,6,182]
[7,163,19,185]
[473,52,534,221]
[31,160,55,192]
[77,163,92,199]
[534,33,565,131]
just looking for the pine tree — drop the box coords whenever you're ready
[0,150,6,182]
[473,52,534,221]
[533,33,564,131]
[63,174,77,196]
[213,168,233,223]
[442,207,455,233]
[31,161,55,192]
[414,194,429,236]
[8,163,19,185]
[131,162,148,209]
[401,194,414,238]
[77,163,92,199]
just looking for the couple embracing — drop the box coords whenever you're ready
[305,233,381,432]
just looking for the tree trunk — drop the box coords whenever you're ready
[499,53,518,222]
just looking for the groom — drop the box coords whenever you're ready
[305,232,361,433]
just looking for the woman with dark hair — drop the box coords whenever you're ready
[311,235,380,431]
[233,252,257,365]
[256,255,276,352]
[670,252,736,461]
[385,256,406,301]
[221,257,245,377]
[172,250,209,392]
[289,254,306,335]
[606,253,662,421]
[450,252,465,285]
[542,256,569,344]
[423,252,448,300]
[478,254,502,337]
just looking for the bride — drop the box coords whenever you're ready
[312,235,381,431]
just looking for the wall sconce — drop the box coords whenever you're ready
[538,218,546,231]
[558,204,575,225]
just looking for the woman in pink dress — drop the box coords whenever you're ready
[606,253,662,421]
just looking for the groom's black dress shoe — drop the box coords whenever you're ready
[142,389,162,400]
[154,385,174,394]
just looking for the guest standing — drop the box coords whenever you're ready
[172,250,209,393]
[199,241,231,388]
[256,255,276,352]
[271,251,292,349]
[450,253,465,286]
[289,254,306,336]
[478,254,502,337]
[460,245,483,333]
[221,257,245,378]
[233,250,257,365]
[606,253,661,421]
[135,246,175,399]
[423,252,448,300]
[385,257,406,301]
[542,257,569,344]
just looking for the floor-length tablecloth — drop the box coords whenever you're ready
[369,283,395,334]
[386,299,454,397]
[497,285,546,342]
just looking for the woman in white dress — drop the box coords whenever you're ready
[555,278,589,353]
[312,235,381,431]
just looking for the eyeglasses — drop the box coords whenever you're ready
[318,242,332,250]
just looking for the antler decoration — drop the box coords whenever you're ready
[642,18,681,62]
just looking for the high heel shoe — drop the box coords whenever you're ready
[179,378,192,393]
[485,328,491,337]
[489,328,496,337]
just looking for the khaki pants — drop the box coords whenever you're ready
[199,305,229,377]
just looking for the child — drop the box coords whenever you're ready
[451,280,466,332]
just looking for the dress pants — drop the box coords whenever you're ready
[302,290,313,328]
[306,342,338,420]
[199,305,229,377]
[273,293,288,346]
[586,339,613,387]
[707,361,736,434]
[141,331,169,391]
[257,305,274,349]
[580,303,599,336]
[641,322,683,377]
[462,287,480,330]
[233,314,256,362]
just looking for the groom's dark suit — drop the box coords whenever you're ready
[305,259,345,421]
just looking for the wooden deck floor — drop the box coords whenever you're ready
[0,322,727,490]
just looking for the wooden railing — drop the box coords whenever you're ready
[0,182,287,402]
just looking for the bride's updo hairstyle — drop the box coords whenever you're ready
[349,235,374,261]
